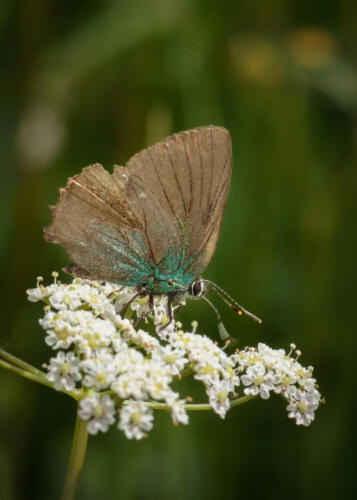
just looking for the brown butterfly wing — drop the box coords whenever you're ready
[44,126,232,283]
[44,163,157,282]
[123,126,232,276]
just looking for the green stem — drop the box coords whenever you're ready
[174,364,194,380]
[0,348,45,376]
[0,358,54,388]
[186,394,256,411]
[141,394,256,411]
[124,307,133,320]
[0,358,80,400]
[61,411,89,500]
[98,392,256,412]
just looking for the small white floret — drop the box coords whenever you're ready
[46,351,82,391]
[78,394,116,435]
[118,401,154,440]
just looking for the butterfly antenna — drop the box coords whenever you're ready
[203,280,262,324]
[202,296,237,347]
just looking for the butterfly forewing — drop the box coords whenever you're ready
[44,126,232,289]
[123,126,232,278]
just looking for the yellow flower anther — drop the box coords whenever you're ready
[94,405,104,419]
[61,362,70,376]
[131,412,142,425]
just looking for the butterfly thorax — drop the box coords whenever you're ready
[138,271,205,299]
[139,273,193,295]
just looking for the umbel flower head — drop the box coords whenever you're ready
[27,273,323,439]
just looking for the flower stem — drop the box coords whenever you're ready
[0,358,53,388]
[124,307,133,320]
[0,357,80,400]
[142,394,257,412]
[174,364,194,380]
[61,411,89,500]
[0,348,45,376]
[185,394,256,410]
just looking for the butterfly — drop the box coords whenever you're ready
[44,126,261,339]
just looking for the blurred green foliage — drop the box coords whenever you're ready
[1,1,356,499]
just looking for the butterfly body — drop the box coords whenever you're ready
[44,126,232,304]
[114,247,197,295]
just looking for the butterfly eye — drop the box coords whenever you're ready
[189,279,204,297]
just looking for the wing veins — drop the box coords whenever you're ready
[198,135,204,211]
[163,142,188,215]
[178,134,194,213]
[208,152,230,214]
[146,149,177,219]
[208,128,215,211]
[129,181,157,264]
[95,227,150,271]
[70,178,130,244]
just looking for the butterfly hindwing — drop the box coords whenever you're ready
[44,164,154,284]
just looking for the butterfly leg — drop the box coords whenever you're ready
[133,294,154,328]
[107,286,126,300]
[117,289,145,315]
[156,295,179,332]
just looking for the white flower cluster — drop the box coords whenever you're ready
[27,274,323,439]
[232,343,322,426]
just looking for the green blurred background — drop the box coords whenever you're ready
[1,0,356,499]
